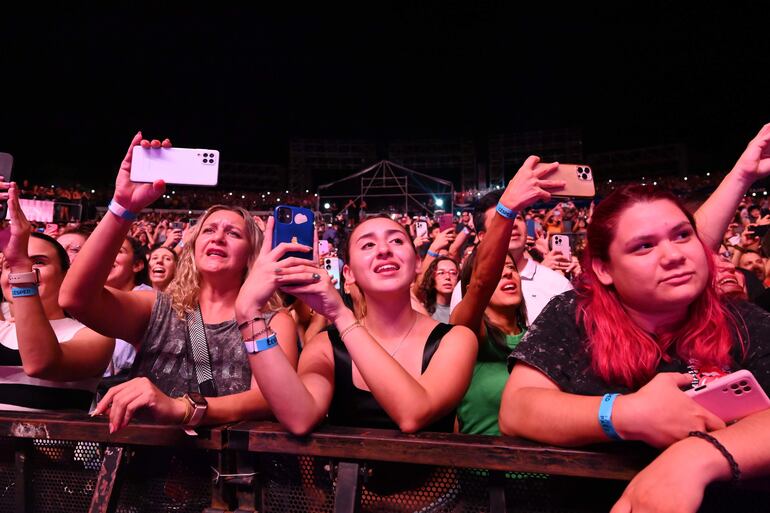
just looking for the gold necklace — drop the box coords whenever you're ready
[363,312,418,357]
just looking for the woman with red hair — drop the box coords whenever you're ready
[500,124,770,513]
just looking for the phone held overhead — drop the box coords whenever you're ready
[130,146,219,186]
[535,163,595,198]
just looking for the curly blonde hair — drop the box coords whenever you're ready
[165,204,281,318]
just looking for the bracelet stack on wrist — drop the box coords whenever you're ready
[243,333,279,354]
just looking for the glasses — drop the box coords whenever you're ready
[436,270,458,277]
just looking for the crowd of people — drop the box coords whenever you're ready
[2,126,770,512]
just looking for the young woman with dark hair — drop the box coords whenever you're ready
[0,182,114,411]
[415,256,459,323]
[450,155,560,436]
[500,124,770,513]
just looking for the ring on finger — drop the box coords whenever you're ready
[312,272,321,282]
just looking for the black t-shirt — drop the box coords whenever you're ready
[508,290,770,395]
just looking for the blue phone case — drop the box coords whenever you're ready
[273,205,315,260]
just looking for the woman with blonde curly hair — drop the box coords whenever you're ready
[61,133,298,433]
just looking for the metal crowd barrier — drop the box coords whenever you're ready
[0,411,766,513]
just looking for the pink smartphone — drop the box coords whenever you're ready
[131,146,219,186]
[685,369,770,423]
[438,213,454,232]
[534,163,595,198]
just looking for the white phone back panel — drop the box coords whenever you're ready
[130,147,219,186]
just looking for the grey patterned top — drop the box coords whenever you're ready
[130,292,266,398]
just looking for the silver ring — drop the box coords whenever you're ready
[312,273,321,282]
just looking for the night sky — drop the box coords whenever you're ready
[2,4,770,186]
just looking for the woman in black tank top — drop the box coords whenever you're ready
[238,215,477,438]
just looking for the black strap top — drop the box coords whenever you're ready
[327,322,456,432]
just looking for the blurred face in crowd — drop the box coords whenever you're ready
[344,217,418,296]
[592,199,709,318]
[194,209,251,280]
[484,207,526,254]
[488,254,522,309]
[56,232,87,263]
[107,239,143,290]
[148,247,177,291]
[714,252,747,300]
[738,251,766,282]
[461,211,470,224]
[430,226,441,240]
[433,259,458,296]
[1,237,66,310]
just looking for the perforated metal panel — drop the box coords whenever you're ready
[0,438,16,511]
[29,440,101,513]
[258,454,626,513]
[114,447,212,513]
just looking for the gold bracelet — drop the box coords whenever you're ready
[177,396,193,425]
[339,321,362,341]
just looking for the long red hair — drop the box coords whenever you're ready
[577,185,742,389]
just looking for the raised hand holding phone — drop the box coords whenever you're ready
[235,216,313,321]
[499,156,566,214]
[112,132,168,217]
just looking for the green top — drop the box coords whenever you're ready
[457,329,525,436]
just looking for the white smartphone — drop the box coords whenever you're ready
[685,369,770,423]
[550,233,572,260]
[415,221,428,239]
[130,146,219,186]
[323,257,341,290]
[318,240,330,256]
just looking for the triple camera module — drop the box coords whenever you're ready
[576,166,592,181]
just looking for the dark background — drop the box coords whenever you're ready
[2,4,770,187]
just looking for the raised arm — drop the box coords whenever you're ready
[450,155,564,335]
[60,133,167,346]
[695,123,770,250]
[2,182,114,380]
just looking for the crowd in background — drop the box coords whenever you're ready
[1,127,770,512]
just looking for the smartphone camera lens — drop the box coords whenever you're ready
[203,159,209,163]
[203,153,209,158]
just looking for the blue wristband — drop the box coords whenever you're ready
[243,333,278,354]
[11,285,39,298]
[426,249,440,258]
[598,393,623,441]
[495,202,518,220]
[107,199,138,221]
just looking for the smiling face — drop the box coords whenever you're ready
[592,199,710,316]
[714,252,747,299]
[148,247,177,290]
[488,254,523,309]
[193,209,252,279]
[343,217,418,295]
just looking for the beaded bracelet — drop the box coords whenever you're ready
[689,431,741,482]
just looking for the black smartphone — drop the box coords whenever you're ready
[751,224,770,238]
[0,153,13,220]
